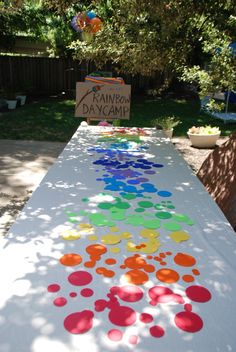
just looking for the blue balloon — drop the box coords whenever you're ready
[86,11,96,20]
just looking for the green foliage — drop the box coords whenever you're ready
[67,0,236,93]
[1,0,235,94]
[206,99,225,112]
[188,125,221,135]
[151,116,181,130]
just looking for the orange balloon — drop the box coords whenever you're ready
[90,17,102,33]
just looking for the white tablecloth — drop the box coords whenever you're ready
[1,126,236,352]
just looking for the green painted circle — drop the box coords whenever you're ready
[143,219,161,229]
[115,202,131,209]
[89,213,114,226]
[111,209,126,221]
[167,205,175,209]
[138,201,154,208]
[126,215,145,226]
[122,193,137,200]
[82,198,89,202]
[154,204,164,210]
[98,202,113,209]
[155,211,172,219]
[67,212,77,217]
[163,222,182,231]
[144,213,155,218]
[135,208,145,213]
[173,214,190,223]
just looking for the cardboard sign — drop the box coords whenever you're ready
[75,82,131,119]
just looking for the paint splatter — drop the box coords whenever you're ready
[53,297,67,307]
[68,271,93,286]
[174,253,196,267]
[108,329,123,341]
[110,285,143,302]
[64,310,94,334]
[59,253,82,266]
[186,285,212,302]
[150,325,165,338]
[47,284,60,293]
[156,268,180,283]
[109,306,136,326]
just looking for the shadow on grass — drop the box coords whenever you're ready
[0,97,235,141]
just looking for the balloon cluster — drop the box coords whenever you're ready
[71,11,102,34]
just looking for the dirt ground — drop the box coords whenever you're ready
[172,136,228,172]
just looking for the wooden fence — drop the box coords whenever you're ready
[0,56,155,96]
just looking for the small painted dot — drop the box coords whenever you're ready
[150,325,165,338]
[80,288,94,297]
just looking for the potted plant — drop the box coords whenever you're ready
[152,116,181,138]
[187,125,221,148]
[5,90,17,110]
[15,93,27,106]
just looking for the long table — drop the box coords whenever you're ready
[1,126,236,352]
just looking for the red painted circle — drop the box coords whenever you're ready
[68,271,93,286]
[47,284,60,292]
[174,311,203,332]
[53,297,67,307]
[186,285,211,303]
[140,313,153,324]
[150,325,165,338]
[109,306,136,326]
[64,310,94,334]
[81,288,94,297]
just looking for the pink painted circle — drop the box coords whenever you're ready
[68,271,93,286]
[111,285,143,302]
[64,310,94,334]
[47,284,60,292]
[107,329,123,341]
[53,297,67,307]
[128,335,139,345]
[109,306,136,326]
[174,311,203,333]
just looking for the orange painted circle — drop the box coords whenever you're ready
[125,269,149,285]
[124,256,146,269]
[192,268,200,276]
[84,260,96,268]
[59,253,82,266]
[105,258,117,265]
[182,274,195,283]
[174,253,196,267]
[146,255,153,260]
[143,264,155,273]
[86,244,107,260]
[156,268,180,283]
[96,267,115,278]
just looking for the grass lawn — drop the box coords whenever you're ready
[0,97,235,142]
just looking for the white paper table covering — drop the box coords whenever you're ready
[0,126,236,352]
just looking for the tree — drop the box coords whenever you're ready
[67,0,236,94]
[0,0,80,57]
